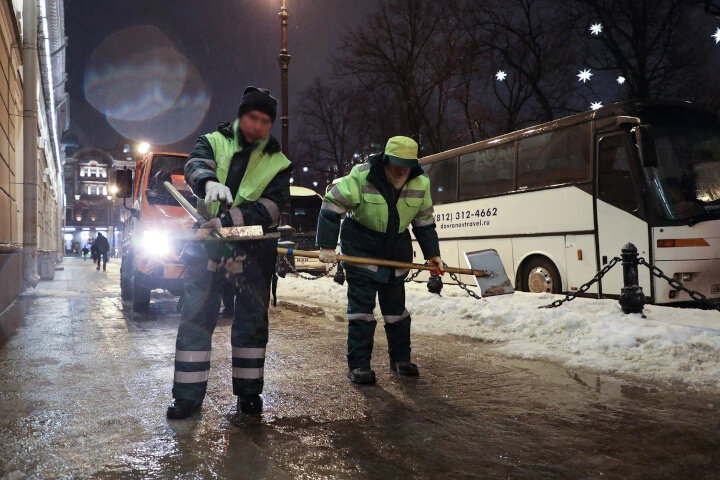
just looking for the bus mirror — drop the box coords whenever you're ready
[616,116,640,129]
[634,125,657,167]
[114,169,133,198]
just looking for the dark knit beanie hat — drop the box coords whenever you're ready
[237,86,277,123]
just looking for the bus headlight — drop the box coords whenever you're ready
[673,272,693,283]
[141,230,173,257]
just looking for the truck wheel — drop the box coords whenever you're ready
[132,271,151,312]
[521,257,562,294]
[120,257,132,301]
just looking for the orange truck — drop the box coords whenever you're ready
[114,152,195,312]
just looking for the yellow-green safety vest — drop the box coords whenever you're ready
[323,163,435,233]
[202,120,291,216]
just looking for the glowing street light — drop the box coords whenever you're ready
[109,184,118,195]
[137,142,151,155]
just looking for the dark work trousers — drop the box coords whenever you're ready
[345,267,412,369]
[222,282,235,315]
[96,253,108,271]
[172,243,271,401]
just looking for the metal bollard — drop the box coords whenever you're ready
[619,243,645,314]
[427,273,443,295]
[277,225,296,277]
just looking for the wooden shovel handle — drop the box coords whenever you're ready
[277,248,488,277]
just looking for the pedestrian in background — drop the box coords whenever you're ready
[94,233,110,271]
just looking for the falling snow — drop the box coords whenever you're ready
[590,101,603,110]
[495,70,507,82]
[617,75,626,85]
[589,23,603,35]
[713,27,720,44]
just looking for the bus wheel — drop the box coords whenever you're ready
[521,257,561,294]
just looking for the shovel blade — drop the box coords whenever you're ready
[463,249,514,297]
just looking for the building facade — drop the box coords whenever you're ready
[0,0,67,341]
[63,147,131,255]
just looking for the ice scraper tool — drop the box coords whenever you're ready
[278,248,514,297]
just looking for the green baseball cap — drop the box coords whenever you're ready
[384,136,418,168]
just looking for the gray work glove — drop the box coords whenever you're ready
[204,181,233,205]
[318,248,338,263]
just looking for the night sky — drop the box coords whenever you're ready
[65,0,371,154]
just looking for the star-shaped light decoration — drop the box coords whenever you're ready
[590,23,603,35]
[590,101,603,111]
[617,75,626,85]
[713,27,720,44]
[495,70,507,82]
[577,69,593,83]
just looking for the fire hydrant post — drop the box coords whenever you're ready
[619,243,645,314]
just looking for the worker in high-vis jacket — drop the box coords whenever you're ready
[167,87,292,419]
[316,136,443,384]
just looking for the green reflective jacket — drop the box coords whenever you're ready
[324,162,435,234]
[316,155,439,282]
[202,120,291,216]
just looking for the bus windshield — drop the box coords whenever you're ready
[644,124,720,223]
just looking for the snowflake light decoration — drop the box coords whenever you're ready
[617,76,626,85]
[590,23,603,35]
[495,70,507,82]
[590,102,603,111]
[577,69,593,83]
[713,28,720,44]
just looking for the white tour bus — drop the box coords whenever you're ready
[417,100,720,304]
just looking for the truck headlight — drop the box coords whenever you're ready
[141,230,173,257]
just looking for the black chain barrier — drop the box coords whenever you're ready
[446,270,484,300]
[638,258,720,312]
[539,257,621,309]
[539,242,720,312]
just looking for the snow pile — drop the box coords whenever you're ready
[276,275,720,391]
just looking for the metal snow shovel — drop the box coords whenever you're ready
[277,247,514,297]
[162,181,279,243]
[463,249,514,296]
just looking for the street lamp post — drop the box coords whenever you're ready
[277,0,291,156]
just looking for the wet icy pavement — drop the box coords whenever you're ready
[1,259,719,479]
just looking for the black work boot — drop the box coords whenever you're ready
[237,394,263,414]
[390,360,419,376]
[348,366,377,385]
[166,398,202,420]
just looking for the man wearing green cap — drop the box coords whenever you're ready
[316,136,443,384]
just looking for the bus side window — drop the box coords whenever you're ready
[458,144,514,200]
[517,124,591,189]
[598,135,638,213]
[424,157,458,205]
